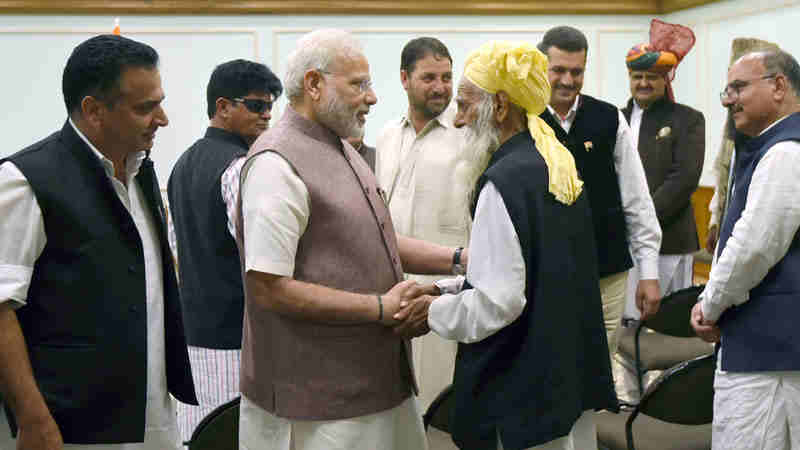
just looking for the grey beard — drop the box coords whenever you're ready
[318,94,363,138]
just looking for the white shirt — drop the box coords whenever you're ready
[629,100,644,149]
[700,117,800,323]
[375,103,473,253]
[0,119,177,449]
[220,156,247,238]
[428,181,527,343]
[546,95,661,279]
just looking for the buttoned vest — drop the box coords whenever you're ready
[716,112,800,372]
[541,95,633,277]
[236,108,416,419]
[2,121,196,443]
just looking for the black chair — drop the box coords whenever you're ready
[423,384,454,433]
[596,353,715,450]
[184,396,240,450]
[617,285,714,398]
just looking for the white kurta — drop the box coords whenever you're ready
[0,120,177,449]
[698,116,800,450]
[375,103,474,411]
[238,151,427,450]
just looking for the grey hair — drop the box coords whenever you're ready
[284,29,364,102]
[760,50,800,98]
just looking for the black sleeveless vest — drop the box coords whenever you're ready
[452,131,618,450]
[540,95,633,277]
[168,127,248,349]
[3,121,196,443]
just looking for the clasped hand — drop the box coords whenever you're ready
[381,280,439,338]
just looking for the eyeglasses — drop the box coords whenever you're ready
[229,97,272,114]
[318,70,374,94]
[720,74,776,102]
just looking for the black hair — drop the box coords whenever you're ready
[207,59,283,118]
[63,34,159,115]
[400,37,452,74]
[537,26,589,56]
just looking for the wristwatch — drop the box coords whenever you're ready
[452,247,466,275]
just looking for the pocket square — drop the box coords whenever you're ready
[657,126,672,139]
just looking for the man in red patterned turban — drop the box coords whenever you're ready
[620,19,706,362]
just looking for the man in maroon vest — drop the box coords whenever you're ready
[235,29,462,450]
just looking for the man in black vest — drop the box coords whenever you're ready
[414,40,617,450]
[621,20,705,302]
[167,59,282,442]
[537,26,662,358]
[0,34,196,449]
[691,50,800,450]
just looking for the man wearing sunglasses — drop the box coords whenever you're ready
[166,58,282,443]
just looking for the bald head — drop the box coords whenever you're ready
[724,50,800,136]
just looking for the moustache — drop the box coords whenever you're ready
[553,84,576,91]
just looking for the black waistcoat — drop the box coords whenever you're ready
[451,131,618,450]
[540,95,633,277]
[168,127,248,349]
[2,121,196,444]
[716,112,800,372]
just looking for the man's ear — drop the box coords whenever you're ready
[80,96,104,130]
[304,69,325,102]
[401,70,410,91]
[215,97,230,119]
[494,91,511,123]
[773,73,789,102]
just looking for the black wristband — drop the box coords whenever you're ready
[376,295,383,322]
[453,247,464,265]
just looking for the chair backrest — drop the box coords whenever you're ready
[642,285,705,337]
[186,396,240,450]
[635,353,716,425]
[423,385,453,433]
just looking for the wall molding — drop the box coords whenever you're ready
[0,0,718,15]
[0,27,260,59]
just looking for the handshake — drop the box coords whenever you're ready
[378,280,441,339]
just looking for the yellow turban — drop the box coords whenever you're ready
[464,40,583,205]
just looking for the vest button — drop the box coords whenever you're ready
[129,305,138,313]
[128,265,136,274]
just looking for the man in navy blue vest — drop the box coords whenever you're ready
[167,59,282,443]
[0,34,196,449]
[537,27,662,359]
[414,40,617,450]
[691,49,800,449]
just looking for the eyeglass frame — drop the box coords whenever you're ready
[719,73,777,103]
[228,97,273,114]
[317,69,374,94]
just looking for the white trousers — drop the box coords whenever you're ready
[497,410,596,450]
[713,356,800,450]
[239,395,428,450]
[177,346,241,442]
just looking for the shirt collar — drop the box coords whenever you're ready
[546,94,581,122]
[68,118,146,183]
[401,102,456,132]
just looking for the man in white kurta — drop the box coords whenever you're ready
[376,37,475,412]
[0,120,179,450]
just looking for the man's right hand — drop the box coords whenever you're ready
[380,280,426,325]
[16,413,62,450]
[706,225,719,254]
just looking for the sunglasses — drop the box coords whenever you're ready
[229,97,272,114]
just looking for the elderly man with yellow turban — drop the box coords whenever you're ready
[400,40,617,450]
[621,19,705,316]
